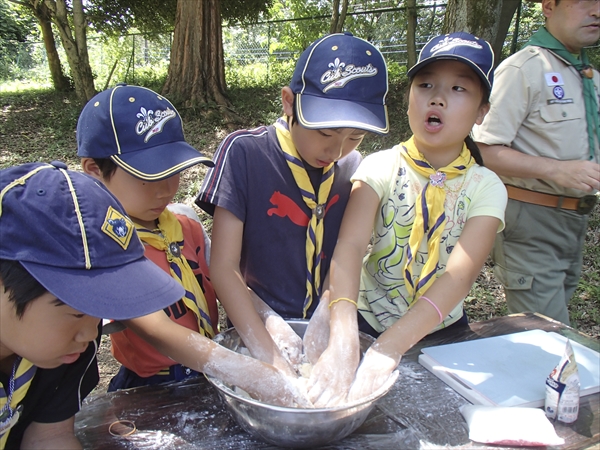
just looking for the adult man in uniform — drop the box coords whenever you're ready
[473,0,600,325]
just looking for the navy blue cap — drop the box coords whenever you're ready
[408,32,494,91]
[290,33,389,135]
[0,161,184,319]
[77,84,214,181]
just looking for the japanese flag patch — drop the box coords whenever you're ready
[545,73,564,86]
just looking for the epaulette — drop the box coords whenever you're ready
[500,46,541,70]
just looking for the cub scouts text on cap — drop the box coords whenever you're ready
[290,33,389,134]
[77,84,213,181]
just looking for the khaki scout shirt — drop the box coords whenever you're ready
[472,46,600,198]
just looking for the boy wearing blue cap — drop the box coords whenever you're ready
[78,84,218,391]
[195,33,390,376]
[0,162,184,449]
[308,32,508,406]
[78,84,310,408]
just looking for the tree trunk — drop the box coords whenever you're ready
[163,0,234,119]
[330,0,340,34]
[406,0,418,69]
[42,0,96,105]
[494,0,521,60]
[338,0,348,33]
[443,0,520,64]
[329,0,348,34]
[30,1,70,92]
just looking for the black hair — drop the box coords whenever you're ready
[0,259,47,318]
[290,95,299,126]
[93,158,118,180]
[465,135,484,166]
[406,75,490,167]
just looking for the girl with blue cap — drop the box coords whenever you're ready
[308,32,508,407]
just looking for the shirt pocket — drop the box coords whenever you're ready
[537,101,585,158]
[539,101,583,123]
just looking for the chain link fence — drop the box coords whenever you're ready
[2,3,551,89]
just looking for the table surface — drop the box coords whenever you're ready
[74,313,599,449]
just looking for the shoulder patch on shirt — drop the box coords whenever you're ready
[545,72,564,86]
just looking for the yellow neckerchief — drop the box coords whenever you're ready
[401,136,475,302]
[274,117,334,317]
[0,357,37,447]
[135,209,214,338]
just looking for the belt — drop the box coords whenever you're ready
[506,185,598,215]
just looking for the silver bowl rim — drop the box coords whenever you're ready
[205,371,397,413]
[205,319,397,412]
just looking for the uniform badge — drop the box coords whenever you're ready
[553,86,565,100]
[102,206,134,249]
[545,73,564,87]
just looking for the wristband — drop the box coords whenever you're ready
[419,296,443,324]
[329,297,358,308]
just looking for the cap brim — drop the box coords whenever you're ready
[407,56,492,91]
[22,257,185,320]
[296,94,389,135]
[113,141,214,181]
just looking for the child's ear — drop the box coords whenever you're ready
[281,86,294,117]
[475,103,490,126]
[81,158,102,180]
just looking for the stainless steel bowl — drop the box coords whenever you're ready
[205,319,394,448]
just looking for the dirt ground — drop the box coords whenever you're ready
[95,335,117,394]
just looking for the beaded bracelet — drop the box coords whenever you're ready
[329,297,358,308]
[419,296,443,324]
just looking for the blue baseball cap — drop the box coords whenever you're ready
[0,161,184,320]
[407,32,494,91]
[290,33,389,135]
[77,84,214,181]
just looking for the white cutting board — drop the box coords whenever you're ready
[418,329,600,407]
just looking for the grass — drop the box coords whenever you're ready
[1,82,598,339]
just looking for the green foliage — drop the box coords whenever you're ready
[0,0,38,81]
[85,33,170,90]
[499,1,545,60]
[222,0,274,24]
[86,0,176,36]
[386,60,406,84]
[586,47,600,72]
[268,0,330,52]
[87,0,274,35]
[225,57,295,90]
[569,209,600,334]
[0,0,36,41]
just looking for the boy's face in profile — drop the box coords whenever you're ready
[291,125,366,169]
[281,86,367,168]
[97,165,180,229]
[0,284,100,369]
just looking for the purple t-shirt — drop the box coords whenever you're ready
[196,123,361,318]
